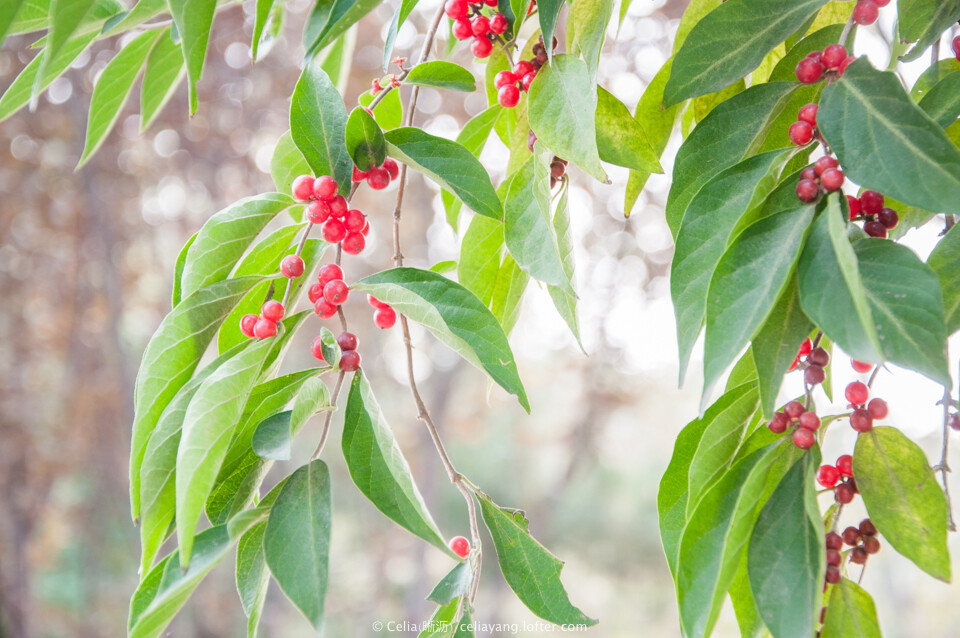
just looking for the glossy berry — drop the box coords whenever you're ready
[498,84,521,108]
[307,199,331,224]
[521,73,536,91]
[366,166,390,190]
[337,331,358,351]
[452,17,473,40]
[808,347,829,367]
[850,408,874,432]
[836,454,854,477]
[954,36,960,61]
[261,300,284,323]
[339,350,361,372]
[789,121,814,146]
[253,317,277,339]
[805,364,825,386]
[280,255,305,278]
[471,15,490,37]
[820,167,844,191]
[822,44,848,69]
[818,464,840,488]
[310,336,326,361]
[826,548,842,566]
[864,221,887,238]
[863,536,881,554]
[374,306,397,329]
[797,178,820,202]
[845,381,869,405]
[798,103,818,126]
[851,359,873,373]
[793,427,815,449]
[313,176,338,201]
[835,483,855,504]
[785,400,805,420]
[322,218,347,243]
[383,158,399,180]
[444,0,468,19]
[240,314,258,338]
[826,531,844,550]
[515,60,534,78]
[859,519,877,536]
[471,36,493,58]
[352,165,368,182]
[342,232,365,255]
[323,279,349,305]
[852,0,879,26]
[805,50,823,65]
[800,166,817,182]
[308,283,324,304]
[850,547,868,565]
[838,56,856,75]
[842,526,861,546]
[768,412,789,434]
[847,195,861,219]
[795,57,823,84]
[344,209,365,233]
[789,337,813,373]
[314,299,337,319]
[495,70,518,89]
[877,207,899,229]
[825,565,841,584]
[799,411,821,431]
[292,174,315,201]
[318,263,343,286]
[859,190,884,215]
[867,398,888,420]
[367,294,390,310]
[327,197,347,220]
[449,536,470,558]
[814,156,839,176]
[490,13,508,35]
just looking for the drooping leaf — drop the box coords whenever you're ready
[458,214,504,306]
[536,0,563,62]
[546,184,581,347]
[252,377,329,460]
[405,60,476,92]
[290,59,353,193]
[427,562,472,605]
[315,22,356,93]
[353,268,528,411]
[478,492,597,627]
[820,578,882,638]
[442,104,499,228]
[382,0,420,70]
[34,0,96,104]
[854,426,951,581]
[171,231,197,308]
[345,106,386,172]
[236,519,269,637]
[251,0,277,62]
[898,0,960,62]
[167,0,216,114]
[928,223,960,334]
[595,87,662,173]
[570,0,613,78]
[303,0,381,57]
[140,28,186,132]
[490,254,529,336]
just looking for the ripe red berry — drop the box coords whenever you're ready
[845,381,869,405]
[850,546,868,564]
[852,0,879,25]
[867,397,888,420]
[240,313,258,338]
[793,428,815,449]
[814,156,839,176]
[368,294,390,309]
[825,565,841,584]
[337,331,358,351]
[498,84,521,108]
[514,60,534,78]
[306,200,331,224]
[322,218,347,243]
[313,175,338,201]
[797,103,818,126]
[800,166,818,182]
[789,121,814,146]
[261,299,285,323]
[344,209,365,232]
[795,57,824,84]
[805,50,823,65]
[851,359,873,373]
[490,13,508,35]
[318,263,343,286]
[836,454,854,477]
[847,195,861,219]
[280,255,305,278]
[471,36,493,58]
[850,409,874,432]
[799,411,821,431]
[366,166,390,190]
[954,36,960,61]
[374,306,397,329]
[308,283,324,304]
[822,44,848,69]
[339,350,361,372]
[877,207,899,229]
[820,167,844,191]
[292,174,315,201]
[838,55,856,75]
[253,317,277,339]
[352,165,369,182]
[768,412,789,434]
[818,464,841,488]
[521,72,536,91]
[952,414,960,431]
[323,279,349,305]
[311,336,326,361]
[798,337,813,357]
[785,401,805,420]
[805,364,825,386]
[863,221,887,238]
[484,0,497,6]
[314,299,337,319]
[495,70,518,90]
[859,518,878,536]
[863,536,881,554]
[835,483,855,504]
[361,219,370,236]
[449,536,470,558]
[796,178,820,202]
[859,190,884,215]
[826,548,842,566]
[444,0,468,20]
[873,0,890,5]
[472,15,490,37]
[452,17,473,40]
[342,232,365,255]
[383,158,399,180]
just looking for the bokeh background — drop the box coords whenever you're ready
[3,0,960,636]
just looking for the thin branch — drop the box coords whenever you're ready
[838,13,856,47]
[866,364,881,389]
[312,371,345,459]
[934,384,957,531]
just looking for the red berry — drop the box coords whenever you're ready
[850,547,868,565]
[310,336,326,361]
[326,195,346,218]
[877,207,899,229]
[798,337,813,357]
[368,294,390,309]
[292,174,315,201]
[836,454,854,477]
[867,397,888,420]
[314,299,337,319]
[768,412,789,434]
[318,263,344,286]
[344,209,366,232]
[484,0,497,7]
[452,17,473,40]
[852,0,879,26]
[954,36,960,60]
[342,232,365,255]
[240,313,258,338]
[851,359,873,373]
[808,347,829,367]
[521,72,536,91]
[805,50,823,64]
[308,283,324,304]
[785,400,805,420]
[471,36,493,58]
[339,350,361,372]
[366,166,390,190]
[793,428,815,449]
[280,255,305,278]
[498,84,520,108]
[306,199,331,224]
[253,317,277,339]
[825,565,841,584]
[873,0,890,5]
[352,165,369,182]
[864,221,887,238]
[789,120,814,146]
[859,518,878,536]
[805,364,825,386]
[261,299,285,323]
[383,158,399,180]
[859,190,884,215]
[449,535,470,558]
[835,483,855,504]
[799,411,821,431]
[795,57,824,84]
[952,414,960,431]
[374,306,397,329]
[313,176,338,201]
[472,15,490,37]
[820,167,844,191]
[847,195,861,219]
[850,408,873,432]
[814,156,839,176]
[361,219,370,236]
[826,531,844,550]
[800,166,818,182]
[495,70,518,89]
[337,331,358,351]
[818,464,840,488]
[444,0,468,20]
[798,103,818,126]
[514,60,534,77]
[826,548,842,566]
[323,279,349,305]
[490,13,508,35]
[322,218,347,243]
[822,44,848,69]
[845,381,869,405]
[838,55,857,76]
[842,526,862,546]
[797,178,820,202]
[863,536,881,554]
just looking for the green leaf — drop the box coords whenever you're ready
[0,0,27,48]
[417,598,462,638]
[478,492,597,626]
[729,555,765,638]
[342,370,449,551]
[359,87,403,130]
[264,460,332,631]
[35,0,96,104]
[405,60,476,92]
[427,562,472,605]
[179,193,294,300]
[303,0,380,57]
[820,578,882,638]
[315,23,356,93]
[537,0,563,62]
[918,70,960,128]
[769,23,845,82]
[819,59,960,215]
[270,130,311,199]
[384,127,502,220]
[854,426,951,581]
[595,87,662,173]
[345,106,386,172]
[171,231,197,308]
[442,105,499,228]
[702,206,815,403]
[748,454,824,638]
[490,254,529,336]
[665,82,798,237]
[130,275,268,520]
[101,0,165,36]
[663,0,828,105]
[251,0,276,62]
[458,214,504,305]
[252,377,329,460]
[290,59,353,193]
[899,0,960,62]
[570,0,613,78]
[911,59,960,100]
[382,0,420,70]
[140,28,185,132]
[236,519,269,637]
[353,268,528,411]
[928,223,960,334]
[672,149,791,384]
[751,277,813,418]
[167,0,216,115]
[527,55,607,182]
[546,185,581,347]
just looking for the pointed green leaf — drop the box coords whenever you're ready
[359,87,403,130]
[570,0,613,78]
[546,185,580,347]
[427,562,472,605]
[345,106,386,172]
[35,0,96,102]
[290,59,353,193]
[595,86,662,173]
[536,0,563,62]
[820,578,882,638]
[252,377,330,460]
[382,0,420,70]
[251,0,277,62]
[303,0,380,56]
[140,28,186,132]
[171,231,197,308]
[0,0,27,48]
[405,60,476,92]
[167,0,216,115]
[458,214,504,306]
[490,254,529,336]
[442,104,499,227]
[417,598,462,637]
[928,223,960,334]
[899,0,960,62]
[236,520,269,637]
[918,70,960,128]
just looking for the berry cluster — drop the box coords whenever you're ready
[240,299,285,340]
[846,190,899,238]
[494,37,552,108]
[310,264,349,319]
[797,343,830,387]
[817,454,859,504]
[768,400,821,450]
[293,173,371,255]
[844,381,888,433]
[352,158,400,191]
[788,103,819,147]
[795,43,856,84]
[446,0,508,59]
[448,535,471,558]
[796,156,845,203]
[852,0,888,26]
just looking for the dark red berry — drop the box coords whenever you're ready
[261,300,285,323]
[551,161,566,179]
[471,15,490,37]
[795,57,824,84]
[313,175,338,201]
[850,547,868,564]
[342,209,364,233]
[808,347,829,367]
[864,221,887,238]
[797,178,820,202]
[280,255,305,278]
[768,412,789,434]
[850,408,874,432]
[867,398,888,420]
[240,314,258,338]
[825,565,841,584]
[859,190,884,215]
[836,454,854,477]
[820,167,844,191]
[471,36,493,58]
[318,263,344,286]
[323,279,349,305]
[847,195,861,219]
[311,336,326,361]
[859,519,877,536]
[826,548,842,566]
[877,207,899,229]
[818,464,840,488]
[842,526,861,546]
[329,195,348,218]
[342,232,365,255]
[339,349,361,372]
[805,364,826,386]
[374,306,397,329]
[498,84,520,108]
[292,174,315,201]
[799,411,821,431]
[789,121,814,146]
[954,36,960,61]
[863,536,881,554]
[848,477,859,493]
[337,331,358,351]
[490,13,508,35]
[845,381,869,405]
[494,70,518,90]
[449,536,470,558]
[785,401,806,420]
[452,17,473,40]
[814,156,839,176]
[951,414,960,431]
[851,359,872,373]
[314,299,337,319]
[793,428,815,449]
[835,483,855,504]
[366,166,390,190]
[852,0,879,26]
[822,44,848,69]
[798,103,818,126]
[253,317,277,339]
[322,218,347,243]
[306,199,331,224]
[826,531,844,550]
[444,0,468,20]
